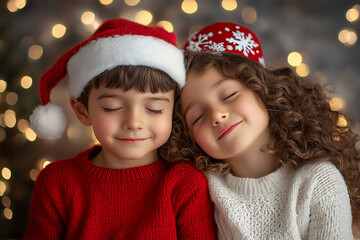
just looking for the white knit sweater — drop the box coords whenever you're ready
[207,161,353,239]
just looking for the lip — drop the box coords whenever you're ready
[217,121,242,140]
[116,138,149,144]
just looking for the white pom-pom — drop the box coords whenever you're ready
[29,103,67,140]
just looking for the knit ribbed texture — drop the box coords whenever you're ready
[24,146,217,239]
[207,161,353,239]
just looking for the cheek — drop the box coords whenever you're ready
[192,125,212,150]
[151,114,173,139]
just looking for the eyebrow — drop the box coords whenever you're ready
[183,78,231,116]
[212,78,232,89]
[97,94,170,102]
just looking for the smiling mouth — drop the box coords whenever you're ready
[217,121,242,140]
[117,138,149,144]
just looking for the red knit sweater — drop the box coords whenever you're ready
[24,146,217,239]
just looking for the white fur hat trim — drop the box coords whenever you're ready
[67,35,185,98]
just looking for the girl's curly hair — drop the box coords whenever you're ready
[164,51,360,225]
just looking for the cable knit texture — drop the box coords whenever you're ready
[24,146,217,240]
[207,161,353,239]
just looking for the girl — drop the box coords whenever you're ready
[172,22,360,239]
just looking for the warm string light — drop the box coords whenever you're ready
[157,21,174,33]
[287,52,309,77]
[124,0,140,6]
[135,10,153,25]
[222,0,237,11]
[182,0,198,14]
[99,0,113,5]
[52,24,67,39]
[340,5,358,46]
[338,28,357,46]
[287,52,302,67]
[241,7,257,24]
[6,0,27,12]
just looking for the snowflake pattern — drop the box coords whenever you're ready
[186,32,213,52]
[226,30,259,57]
[208,42,226,53]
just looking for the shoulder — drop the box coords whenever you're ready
[296,160,344,183]
[36,147,92,184]
[295,160,348,200]
[164,161,208,189]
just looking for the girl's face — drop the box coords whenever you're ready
[181,67,271,161]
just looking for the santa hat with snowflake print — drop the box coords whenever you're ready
[184,22,265,66]
[30,18,185,140]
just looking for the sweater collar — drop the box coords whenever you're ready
[221,163,294,196]
[75,145,167,181]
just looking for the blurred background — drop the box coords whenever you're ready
[0,0,359,238]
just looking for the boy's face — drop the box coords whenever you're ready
[76,85,174,166]
[181,67,270,161]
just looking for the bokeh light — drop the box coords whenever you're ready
[241,7,257,24]
[296,63,310,77]
[182,0,198,14]
[52,24,67,38]
[4,110,16,128]
[287,52,302,67]
[346,6,359,22]
[25,128,37,141]
[29,169,40,181]
[2,196,11,208]
[329,97,344,111]
[0,181,5,196]
[17,119,29,133]
[5,92,18,106]
[338,28,357,46]
[20,76,32,89]
[4,208,13,220]
[99,0,113,5]
[14,0,26,9]
[222,0,237,11]
[81,11,96,25]
[124,0,140,6]
[1,168,11,180]
[28,44,43,60]
[337,115,348,127]
[135,10,153,25]
[7,0,18,12]
[157,21,174,33]
[0,80,7,93]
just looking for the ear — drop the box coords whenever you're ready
[70,97,92,126]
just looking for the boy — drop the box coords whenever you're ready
[25,18,216,239]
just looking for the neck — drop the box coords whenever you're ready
[227,149,276,178]
[91,148,158,169]
[226,129,277,178]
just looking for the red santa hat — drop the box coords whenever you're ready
[30,18,185,140]
[184,22,265,66]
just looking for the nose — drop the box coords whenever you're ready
[211,109,229,127]
[122,110,144,131]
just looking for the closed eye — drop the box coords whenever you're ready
[102,107,122,112]
[192,113,205,125]
[147,109,163,114]
[223,92,237,101]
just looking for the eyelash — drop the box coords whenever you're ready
[103,107,122,112]
[223,92,237,101]
[147,109,163,114]
[192,113,205,125]
[103,108,163,114]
